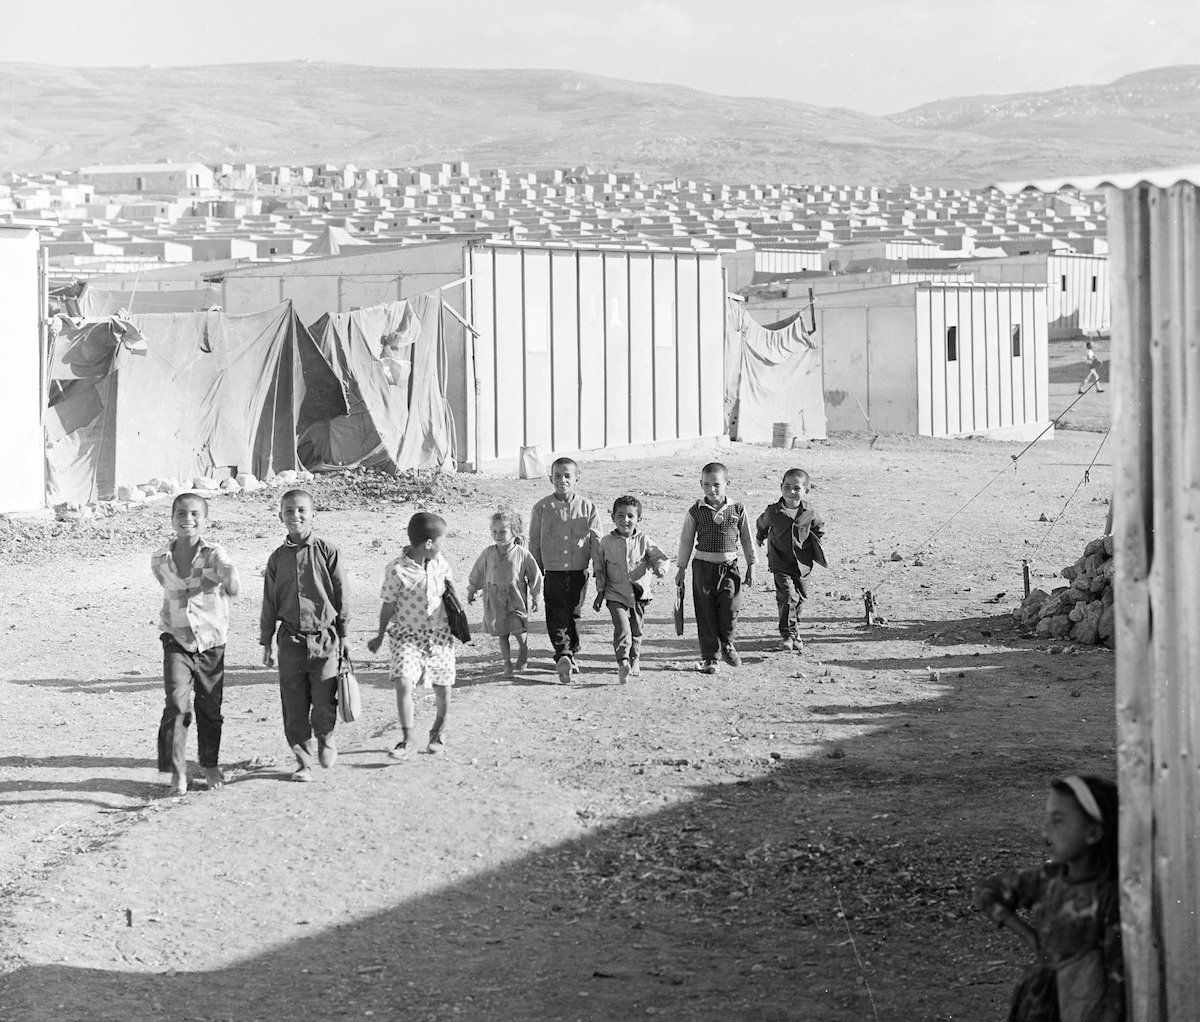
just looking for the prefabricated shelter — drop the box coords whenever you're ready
[463,240,727,470]
[45,303,346,504]
[747,281,1049,439]
[77,163,214,194]
[967,251,1110,338]
[205,237,729,472]
[0,226,45,513]
[997,165,1200,1022]
[214,236,485,320]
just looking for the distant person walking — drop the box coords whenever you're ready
[1078,341,1104,394]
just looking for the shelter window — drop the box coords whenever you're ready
[1091,275,1098,293]
[946,326,958,362]
[1011,325,1021,357]
[1061,274,1068,292]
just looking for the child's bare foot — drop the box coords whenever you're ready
[167,771,188,796]
[203,766,225,790]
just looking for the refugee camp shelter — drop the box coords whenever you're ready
[45,303,346,504]
[214,237,483,320]
[178,237,729,472]
[77,163,214,194]
[747,281,1049,439]
[0,226,45,513]
[998,165,1200,1022]
[463,240,727,470]
[968,251,1110,338]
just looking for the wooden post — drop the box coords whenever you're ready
[1022,559,1031,599]
[863,589,875,627]
[808,287,817,335]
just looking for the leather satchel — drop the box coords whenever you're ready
[337,651,361,724]
[443,579,472,643]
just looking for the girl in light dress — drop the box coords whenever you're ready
[467,509,543,676]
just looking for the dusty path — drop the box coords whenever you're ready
[0,343,1115,1021]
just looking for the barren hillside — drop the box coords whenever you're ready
[2,62,1198,186]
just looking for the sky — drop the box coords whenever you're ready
[3,0,1198,116]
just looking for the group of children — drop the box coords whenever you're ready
[150,463,1124,1020]
[151,457,828,788]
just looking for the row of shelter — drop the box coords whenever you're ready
[2,225,1062,514]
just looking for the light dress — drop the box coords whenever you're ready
[380,549,456,688]
[467,543,543,637]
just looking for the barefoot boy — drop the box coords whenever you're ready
[755,468,827,651]
[260,489,350,782]
[675,462,756,674]
[151,492,241,795]
[529,457,602,683]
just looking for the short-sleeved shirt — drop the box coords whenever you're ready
[151,537,238,653]
[381,549,452,639]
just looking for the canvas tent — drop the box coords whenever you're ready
[45,303,346,504]
[299,293,456,473]
[724,297,827,443]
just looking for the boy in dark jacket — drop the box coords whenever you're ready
[755,468,826,652]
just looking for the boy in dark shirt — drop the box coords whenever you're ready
[260,489,350,782]
[755,468,826,652]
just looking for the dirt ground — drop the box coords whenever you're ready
[0,339,1114,1022]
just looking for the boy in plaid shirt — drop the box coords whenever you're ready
[151,492,241,795]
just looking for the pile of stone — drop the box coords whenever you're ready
[1012,535,1115,647]
[53,469,313,522]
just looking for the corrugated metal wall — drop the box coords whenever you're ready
[1110,181,1200,1022]
[914,284,1048,436]
[1046,252,1111,337]
[467,243,725,467]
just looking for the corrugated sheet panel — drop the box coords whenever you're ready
[994,165,1200,194]
[1110,181,1200,1022]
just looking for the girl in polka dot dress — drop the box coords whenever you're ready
[367,512,457,758]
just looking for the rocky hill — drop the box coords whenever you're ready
[2,61,1199,186]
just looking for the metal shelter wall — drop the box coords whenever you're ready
[914,284,1048,437]
[0,227,44,513]
[1109,181,1200,1022]
[467,244,725,467]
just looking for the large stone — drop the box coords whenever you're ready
[1098,604,1115,641]
[1069,603,1086,623]
[1084,538,1107,558]
[1048,614,1074,638]
[117,484,145,502]
[1062,563,1081,581]
[1104,535,1114,556]
[1039,595,1065,619]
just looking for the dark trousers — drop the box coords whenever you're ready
[691,560,742,658]
[773,570,810,639]
[157,634,225,775]
[544,569,588,661]
[607,599,646,663]
[277,627,339,750]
